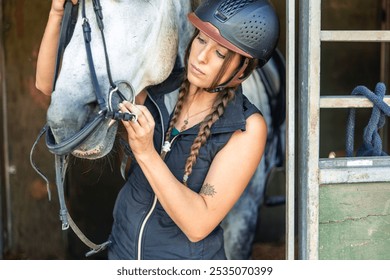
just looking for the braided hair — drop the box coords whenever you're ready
[164,30,258,185]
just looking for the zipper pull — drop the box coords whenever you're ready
[162,141,171,153]
[183,174,189,184]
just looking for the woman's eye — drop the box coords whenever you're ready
[216,51,226,59]
[197,36,205,44]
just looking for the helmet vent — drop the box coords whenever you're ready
[217,0,255,20]
[239,14,267,43]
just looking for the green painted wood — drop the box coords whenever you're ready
[319,183,390,259]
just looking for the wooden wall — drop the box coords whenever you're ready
[1,0,65,259]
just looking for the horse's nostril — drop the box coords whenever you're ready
[49,126,75,143]
[47,96,91,135]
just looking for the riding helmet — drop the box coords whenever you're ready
[188,0,280,66]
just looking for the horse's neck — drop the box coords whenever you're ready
[174,1,194,68]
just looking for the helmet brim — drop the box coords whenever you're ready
[187,13,253,58]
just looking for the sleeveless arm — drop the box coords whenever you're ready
[35,0,77,95]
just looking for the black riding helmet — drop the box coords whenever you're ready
[188,0,280,67]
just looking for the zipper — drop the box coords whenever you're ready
[136,134,180,260]
[136,92,179,260]
[137,196,157,260]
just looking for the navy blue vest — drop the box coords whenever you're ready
[108,72,261,260]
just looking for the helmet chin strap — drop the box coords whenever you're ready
[205,57,249,93]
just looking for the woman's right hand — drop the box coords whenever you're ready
[50,0,78,17]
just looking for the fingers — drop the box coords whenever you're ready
[118,103,136,135]
[137,105,154,125]
[118,101,154,129]
[51,0,76,16]
[127,103,143,123]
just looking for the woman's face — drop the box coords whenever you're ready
[187,31,241,89]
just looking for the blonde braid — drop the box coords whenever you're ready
[182,88,235,184]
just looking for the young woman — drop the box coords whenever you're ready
[36,0,279,259]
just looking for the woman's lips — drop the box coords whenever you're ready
[190,63,205,76]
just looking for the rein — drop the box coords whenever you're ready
[31,0,135,257]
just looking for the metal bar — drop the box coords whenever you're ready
[0,0,7,259]
[320,156,390,167]
[321,30,390,42]
[381,0,390,153]
[298,0,321,260]
[285,0,296,261]
[0,0,13,257]
[320,96,390,108]
[380,0,390,83]
[319,157,390,184]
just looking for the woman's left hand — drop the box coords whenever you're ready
[119,101,156,158]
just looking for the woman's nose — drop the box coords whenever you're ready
[197,47,208,63]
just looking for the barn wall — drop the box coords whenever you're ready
[319,182,390,260]
[2,0,65,259]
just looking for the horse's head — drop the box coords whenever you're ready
[47,0,193,159]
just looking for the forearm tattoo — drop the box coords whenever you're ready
[199,183,217,197]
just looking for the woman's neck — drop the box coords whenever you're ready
[188,85,216,105]
[175,85,217,132]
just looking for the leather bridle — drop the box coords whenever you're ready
[46,0,136,156]
[31,0,135,256]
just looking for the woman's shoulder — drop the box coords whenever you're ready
[235,86,263,119]
[227,105,267,153]
[230,87,266,137]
